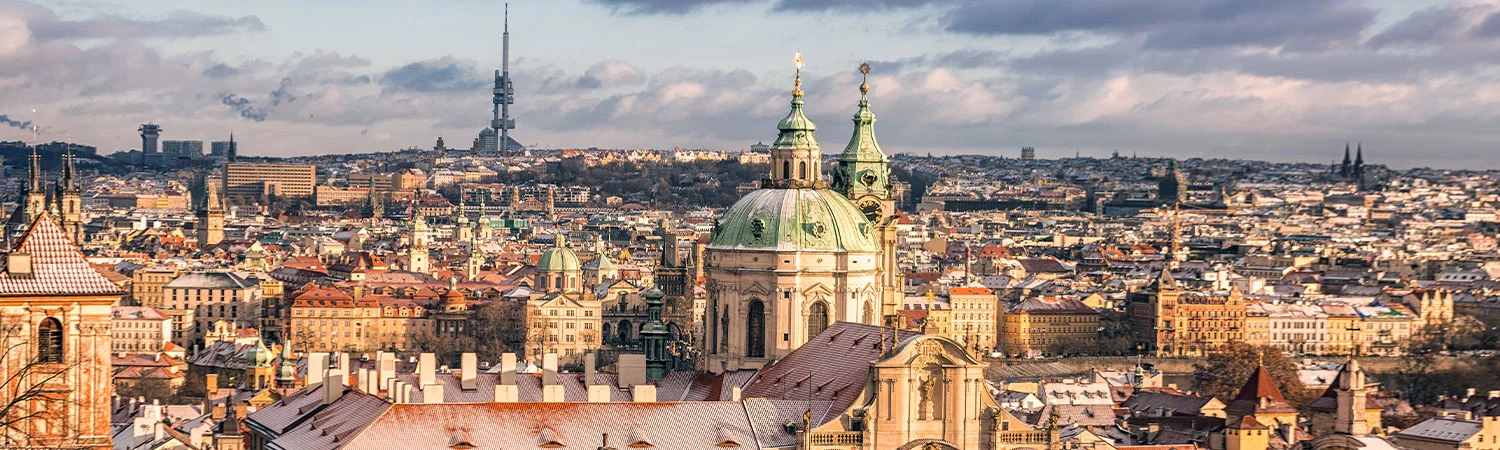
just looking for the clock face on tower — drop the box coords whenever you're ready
[857,198,883,223]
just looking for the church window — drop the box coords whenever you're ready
[807,302,828,338]
[747,301,766,358]
[799,162,807,180]
[782,161,791,180]
[39,318,64,364]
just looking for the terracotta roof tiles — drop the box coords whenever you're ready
[0,213,123,296]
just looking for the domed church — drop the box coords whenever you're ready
[704,56,904,373]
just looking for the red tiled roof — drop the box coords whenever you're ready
[950,286,993,296]
[742,322,918,427]
[1234,366,1285,402]
[0,213,123,296]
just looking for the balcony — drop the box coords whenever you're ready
[808,432,863,445]
[997,430,1052,444]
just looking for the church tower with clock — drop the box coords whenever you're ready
[832,63,895,222]
[832,63,906,328]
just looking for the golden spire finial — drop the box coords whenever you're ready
[858,62,871,95]
[792,51,805,97]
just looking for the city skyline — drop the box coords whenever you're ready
[1,0,1498,168]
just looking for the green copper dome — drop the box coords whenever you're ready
[708,188,878,253]
[538,245,581,272]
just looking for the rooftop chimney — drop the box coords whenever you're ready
[501,353,517,386]
[307,353,329,387]
[588,385,611,403]
[423,383,445,404]
[617,354,646,388]
[323,369,346,405]
[355,368,369,393]
[542,353,559,386]
[418,353,436,388]
[461,353,477,391]
[632,384,657,403]
[542,353,564,402]
[378,353,396,389]
[584,352,596,386]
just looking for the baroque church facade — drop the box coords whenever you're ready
[703,59,905,373]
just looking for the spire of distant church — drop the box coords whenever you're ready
[26,136,41,194]
[1340,142,1352,178]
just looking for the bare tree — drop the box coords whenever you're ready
[0,335,84,447]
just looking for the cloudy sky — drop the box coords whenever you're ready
[1,0,1498,167]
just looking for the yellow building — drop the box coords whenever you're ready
[225,162,317,200]
[287,286,382,352]
[948,286,996,352]
[999,296,1099,356]
[1174,289,1247,356]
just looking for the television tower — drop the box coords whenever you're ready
[491,3,515,154]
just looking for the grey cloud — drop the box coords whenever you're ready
[203,63,240,78]
[943,0,1374,50]
[1368,4,1485,47]
[1477,12,1500,38]
[769,0,948,12]
[583,0,753,15]
[586,0,949,15]
[0,114,33,131]
[218,93,267,121]
[269,77,296,105]
[28,8,266,40]
[877,49,1009,73]
[380,57,486,93]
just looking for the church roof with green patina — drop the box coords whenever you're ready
[773,58,819,151]
[839,68,887,163]
[708,55,877,253]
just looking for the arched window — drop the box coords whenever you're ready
[799,161,807,180]
[747,301,766,358]
[783,161,791,180]
[807,301,829,339]
[38,318,63,364]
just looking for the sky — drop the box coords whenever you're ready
[1,0,1498,168]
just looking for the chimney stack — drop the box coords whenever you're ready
[418,353,436,388]
[461,353,477,391]
[501,353,516,385]
[323,369,346,405]
[617,354,646,388]
[423,383,445,404]
[632,384,657,403]
[584,352,596,386]
[541,353,563,402]
[307,353,329,386]
[588,385,611,403]
[542,353,559,386]
[378,352,396,389]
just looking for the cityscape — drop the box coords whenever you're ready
[3,1,1500,450]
